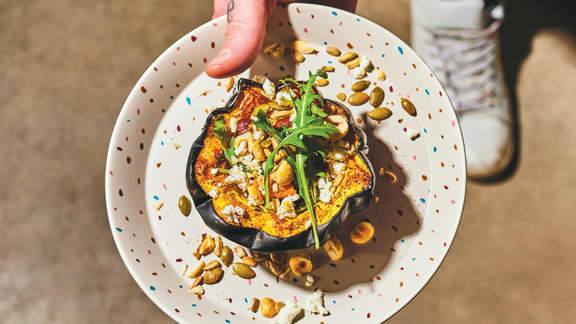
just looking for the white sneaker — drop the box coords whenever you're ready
[411,0,515,179]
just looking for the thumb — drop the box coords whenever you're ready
[207,0,274,78]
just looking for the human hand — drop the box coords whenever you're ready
[207,0,358,78]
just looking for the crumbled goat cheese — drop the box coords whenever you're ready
[277,194,300,219]
[276,91,293,107]
[350,56,372,79]
[234,140,247,156]
[240,154,263,174]
[221,204,244,223]
[303,290,329,315]
[350,66,367,79]
[318,178,333,203]
[210,168,219,175]
[225,165,248,190]
[253,130,264,141]
[273,301,302,324]
[289,112,296,122]
[229,117,238,133]
[208,187,219,199]
[332,162,346,173]
[263,78,276,99]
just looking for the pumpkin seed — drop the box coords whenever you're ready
[338,52,358,63]
[232,262,256,279]
[293,40,316,54]
[326,46,341,56]
[267,260,285,276]
[351,80,370,92]
[214,236,223,257]
[368,107,392,120]
[220,246,233,266]
[242,256,257,267]
[323,236,344,261]
[377,70,386,81]
[350,221,375,245]
[188,261,205,278]
[190,276,203,289]
[204,260,222,271]
[294,51,305,63]
[336,92,346,101]
[346,57,361,69]
[198,235,215,255]
[370,87,385,107]
[269,252,286,264]
[347,92,369,106]
[315,78,329,87]
[234,246,247,258]
[401,98,417,116]
[321,65,335,72]
[202,268,224,284]
[250,298,260,313]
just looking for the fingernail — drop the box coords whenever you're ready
[208,49,231,68]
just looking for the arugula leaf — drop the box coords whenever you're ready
[252,109,282,142]
[213,115,239,168]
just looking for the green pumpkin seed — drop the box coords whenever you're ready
[202,268,224,284]
[178,195,191,216]
[368,107,393,120]
[370,87,384,108]
[351,80,371,92]
[401,98,417,116]
[220,246,233,266]
[232,262,256,279]
[204,260,222,271]
[347,92,369,106]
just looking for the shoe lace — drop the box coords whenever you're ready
[423,5,504,112]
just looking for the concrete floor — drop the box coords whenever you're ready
[1,0,576,323]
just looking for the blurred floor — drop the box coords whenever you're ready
[1,0,575,323]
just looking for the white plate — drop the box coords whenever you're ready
[105,4,466,323]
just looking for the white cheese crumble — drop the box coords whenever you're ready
[240,154,263,175]
[350,56,372,79]
[234,140,247,156]
[208,187,219,199]
[263,78,276,99]
[229,117,238,133]
[224,165,248,190]
[318,178,333,203]
[350,66,367,79]
[303,290,329,315]
[221,204,244,223]
[210,168,218,175]
[289,112,296,122]
[253,130,264,141]
[277,194,300,219]
[332,162,346,173]
[272,301,302,324]
[276,91,293,107]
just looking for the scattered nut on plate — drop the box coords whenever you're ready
[350,221,375,244]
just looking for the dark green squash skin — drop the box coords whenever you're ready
[185,78,375,252]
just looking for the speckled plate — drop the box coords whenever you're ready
[105,4,466,323]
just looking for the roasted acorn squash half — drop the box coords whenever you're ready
[186,73,374,252]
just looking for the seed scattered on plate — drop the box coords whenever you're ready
[250,298,260,313]
[231,262,256,279]
[315,78,329,87]
[326,46,341,56]
[189,285,204,295]
[351,80,370,92]
[321,65,335,72]
[336,92,346,101]
[377,70,387,81]
[293,40,316,54]
[153,201,164,211]
[294,51,305,63]
[188,261,205,278]
[346,57,361,69]
[347,92,369,106]
[401,98,417,116]
[370,87,385,108]
[202,268,224,284]
[178,195,191,216]
[220,246,233,266]
[368,107,392,120]
[198,235,215,255]
[338,52,358,63]
[350,221,375,244]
